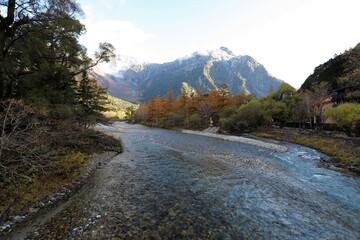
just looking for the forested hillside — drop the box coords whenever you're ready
[301,43,360,102]
[103,95,138,120]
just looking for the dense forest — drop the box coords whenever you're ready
[0,0,121,213]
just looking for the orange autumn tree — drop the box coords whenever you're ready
[202,83,231,125]
[175,91,191,128]
[133,83,251,129]
[164,91,176,114]
[147,97,166,125]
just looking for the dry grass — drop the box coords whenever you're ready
[0,122,122,218]
[0,173,77,215]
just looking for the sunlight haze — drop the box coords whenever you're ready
[78,0,360,88]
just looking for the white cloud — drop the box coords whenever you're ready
[80,20,152,55]
[225,0,360,88]
[78,4,154,73]
[79,19,154,74]
[79,3,153,61]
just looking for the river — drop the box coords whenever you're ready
[6,122,360,239]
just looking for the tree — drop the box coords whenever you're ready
[147,97,165,125]
[76,72,108,126]
[311,81,331,128]
[164,90,175,116]
[264,99,288,127]
[125,106,136,122]
[259,83,297,127]
[272,83,296,101]
[204,85,231,125]
[0,0,82,98]
[220,100,268,132]
[221,93,253,118]
[325,103,360,137]
[0,0,115,106]
[177,89,190,128]
[298,90,314,128]
[133,103,148,123]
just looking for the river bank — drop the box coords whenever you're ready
[0,151,119,237]
[179,125,360,177]
[0,124,123,237]
[252,128,360,176]
[141,123,360,176]
[182,129,288,153]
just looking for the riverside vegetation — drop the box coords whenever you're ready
[0,0,122,220]
[132,80,360,174]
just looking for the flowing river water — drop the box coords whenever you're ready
[6,122,360,239]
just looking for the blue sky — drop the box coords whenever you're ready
[77,0,360,88]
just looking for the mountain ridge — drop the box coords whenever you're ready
[91,47,285,102]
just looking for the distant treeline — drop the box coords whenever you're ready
[133,82,359,137]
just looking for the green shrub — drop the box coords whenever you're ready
[220,100,268,131]
[189,113,203,129]
[325,103,360,137]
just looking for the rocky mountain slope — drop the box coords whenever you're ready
[91,47,285,102]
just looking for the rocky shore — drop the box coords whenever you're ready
[0,152,118,237]
[182,129,288,153]
[183,128,360,177]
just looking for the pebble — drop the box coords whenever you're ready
[1,224,10,230]
[13,216,25,223]
[29,208,39,214]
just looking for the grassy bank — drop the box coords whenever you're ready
[253,128,360,175]
[0,125,122,220]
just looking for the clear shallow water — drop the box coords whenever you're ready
[7,123,360,239]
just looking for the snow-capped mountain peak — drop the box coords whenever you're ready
[177,47,237,62]
[207,47,236,60]
[91,47,285,102]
